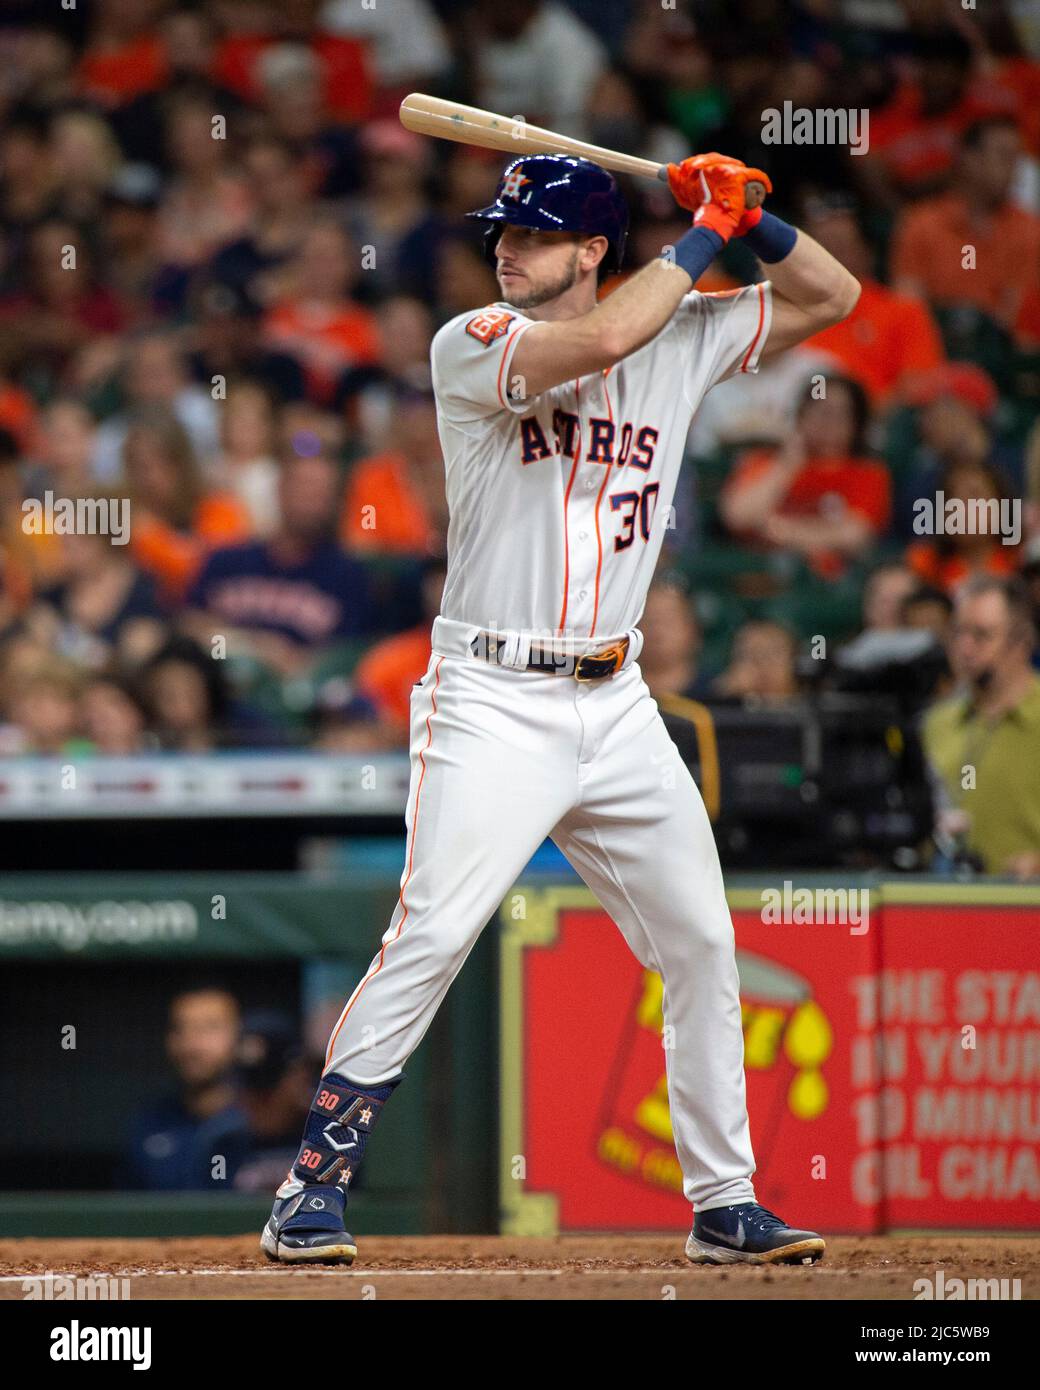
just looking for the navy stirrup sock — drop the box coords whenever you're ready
[290,1073,401,1192]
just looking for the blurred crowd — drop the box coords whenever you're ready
[123,986,319,1192]
[0,0,1038,868]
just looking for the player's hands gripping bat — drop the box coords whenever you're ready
[667,154,773,241]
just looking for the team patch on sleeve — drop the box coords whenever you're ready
[465,308,516,346]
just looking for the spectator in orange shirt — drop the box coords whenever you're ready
[905,457,1022,595]
[340,386,449,557]
[123,407,252,604]
[263,220,382,405]
[865,29,1015,204]
[108,9,245,170]
[720,376,891,578]
[75,0,167,109]
[799,199,944,408]
[891,116,1040,336]
[353,556,446,738]
[214,7,373,122]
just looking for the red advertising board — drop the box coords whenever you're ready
[499,883,1040,1234]
[874,892,1040,1228]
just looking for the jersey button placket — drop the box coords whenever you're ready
[569,494,597,633]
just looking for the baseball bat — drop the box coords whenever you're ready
[398,92,766,208]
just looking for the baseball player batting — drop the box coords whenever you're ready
[262,151,860,1267]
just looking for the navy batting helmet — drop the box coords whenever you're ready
[466,154,628,274]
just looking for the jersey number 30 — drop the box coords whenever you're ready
[611,483,660,550]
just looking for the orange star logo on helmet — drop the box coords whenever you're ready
[501,167,531,200]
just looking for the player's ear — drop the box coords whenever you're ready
[580,235,609,276]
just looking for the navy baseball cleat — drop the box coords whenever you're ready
[686,1202,825,1265]
[261,1186,357,1265]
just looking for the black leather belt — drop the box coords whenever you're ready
[469,632,630,681]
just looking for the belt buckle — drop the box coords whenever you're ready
[574,640,626,682]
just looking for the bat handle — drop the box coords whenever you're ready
[656,165,768,210]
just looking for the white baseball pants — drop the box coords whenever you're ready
[322,616,757,1211]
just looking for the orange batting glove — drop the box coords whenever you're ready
[667,154,773,240]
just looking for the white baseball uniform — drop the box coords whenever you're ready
[313,281,772,1213]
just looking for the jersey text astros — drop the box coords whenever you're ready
[430,283,771,641]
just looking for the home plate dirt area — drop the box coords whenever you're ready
[1,1235,1037,1300]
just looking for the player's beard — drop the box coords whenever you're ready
[499,247,581,309]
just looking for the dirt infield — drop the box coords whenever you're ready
[0,1235,1037,1300]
